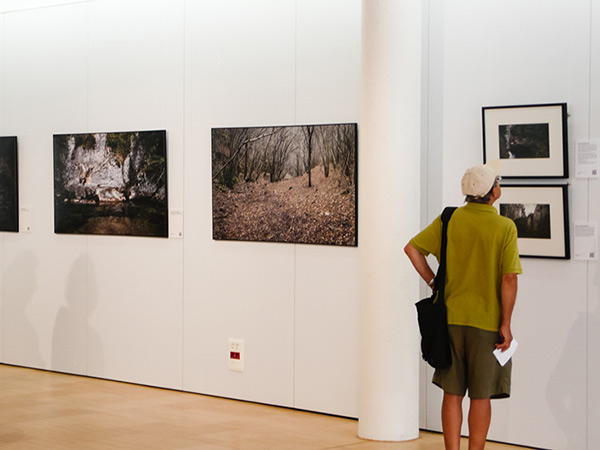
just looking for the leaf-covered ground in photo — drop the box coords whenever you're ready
[213,166,356,246]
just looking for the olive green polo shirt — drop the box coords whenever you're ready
[410,202,522,332]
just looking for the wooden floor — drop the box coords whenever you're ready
[0,364,530,449]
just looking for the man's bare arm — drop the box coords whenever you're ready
[404,243,436,290]
[497,273,518,352]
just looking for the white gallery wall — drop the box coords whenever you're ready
[0,0,362,419]
[424,1,600,449]
[0,1,599,449]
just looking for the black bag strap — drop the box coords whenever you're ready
[434,206,457,305]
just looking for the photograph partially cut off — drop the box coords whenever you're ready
[0,136,18,232]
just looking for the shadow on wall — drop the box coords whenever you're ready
[85,258,103,377]
[4,251,43,368]
[588,264,600,449]
[547,307,588,449]
[51,255,102,376]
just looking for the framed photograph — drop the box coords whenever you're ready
[496,184,569,259]
[0,136,19,232]
[482,103,568,178]
[53,130,168,237]
[212,123,357,246]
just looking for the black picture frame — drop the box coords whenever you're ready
[483,103,568,178]
[0,136,19,232]
[212,123,357,246]
[496,184,570,259]
[53,130,168,238]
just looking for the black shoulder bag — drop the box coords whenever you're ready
[415,206,457,369]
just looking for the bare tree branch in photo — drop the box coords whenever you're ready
[294,152,303,177]
[301,125,315,187]
[316,126,334,178]
[212,129,279,187]
[268,128,294,182]
[334,124,356,187]
[244,128,271,182]
[212,128,247,188]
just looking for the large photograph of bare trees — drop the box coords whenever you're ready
[212,123,357,246]
[54,130,168,237]
[0,137,18,232]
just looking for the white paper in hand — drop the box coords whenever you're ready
[493,340,518,367]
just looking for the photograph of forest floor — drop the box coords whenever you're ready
[213,165,356,246]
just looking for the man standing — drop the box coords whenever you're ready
[404,161,521,450]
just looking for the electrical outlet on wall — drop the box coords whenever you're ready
[228,338,244,372]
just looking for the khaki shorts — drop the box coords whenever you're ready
[432,325,511,399]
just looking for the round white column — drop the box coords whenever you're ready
[358,0,422,441]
